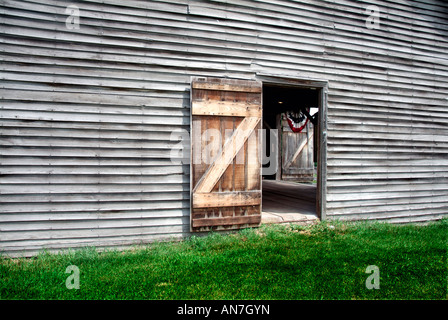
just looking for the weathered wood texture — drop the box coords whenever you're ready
[0,0,447,256]
[281,116,315,182]
[190,77,262,231]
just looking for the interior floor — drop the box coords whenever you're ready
[261,180,319,224]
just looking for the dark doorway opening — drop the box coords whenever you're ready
[261,83,322,223]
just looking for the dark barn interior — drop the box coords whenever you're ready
[261,84,320,224]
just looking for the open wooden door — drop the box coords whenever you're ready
[190,77,262,232]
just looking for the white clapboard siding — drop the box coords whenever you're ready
[1,0,447,256]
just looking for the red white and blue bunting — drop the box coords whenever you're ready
[286,109,309,133]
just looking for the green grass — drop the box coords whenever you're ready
[1,219,447,300]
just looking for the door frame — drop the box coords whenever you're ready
[256,73,328,220]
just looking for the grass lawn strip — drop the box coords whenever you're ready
[1,219,447,299]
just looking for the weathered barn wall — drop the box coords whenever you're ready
[1,0,447,256]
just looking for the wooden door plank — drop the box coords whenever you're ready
[284,132,314,170]
[247,122,261,190]
[193,191,261,208]
[192,215,261,228]
[192,82,262,93]
[219,117,236,218]
[194,116,261,193]
[192,100,261,117]
[219,117,236,193]
[234,117,246,194]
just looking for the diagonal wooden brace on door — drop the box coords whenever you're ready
[193,116,260,194]
[284,132,314,170]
